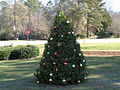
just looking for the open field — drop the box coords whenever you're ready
[34,43,120,53]
[0,56,120,90]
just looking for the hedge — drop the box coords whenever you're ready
[0,47,13,60]
[0,45,40,60]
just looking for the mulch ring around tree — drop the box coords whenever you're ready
[83,51,120,56]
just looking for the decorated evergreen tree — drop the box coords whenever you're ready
[34,12,88,85]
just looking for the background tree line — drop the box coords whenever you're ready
[0,0,117,40]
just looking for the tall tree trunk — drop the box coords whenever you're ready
[86,16,89,38]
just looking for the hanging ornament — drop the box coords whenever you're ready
[85,77,87,80]
[53,26,57,30]
[55,68,59,71]
[72,64,76,68]
[68,32,71,34]
[79,53,81,56]
[61,35,64,37]
[53,52,58,55]
[50,73,53,76]
[43,63,46,66]
[47,52,50,55]
[53,62,56,65]
[48,45,50,48]
[83,60,85,62]
[66,20,70,23]
[59,14,61,17]
[62,79,66,82]
[49,78,52,82]
[80,64,83,67]
[58,43,61,46]
[74,49,76,51]
[36,81,39,84]
[72,32,74,34]
[50,38,53,40]
[64,62,68,65]
[77,80,81,83]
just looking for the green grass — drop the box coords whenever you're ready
[0,56,120,90]
[34,43,120,51]
[81,43,120,51]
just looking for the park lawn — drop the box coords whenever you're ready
[34,43,120,52]
[0,56,120,90]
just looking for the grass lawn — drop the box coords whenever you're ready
[0,56,120,90]
[34,43,120,53]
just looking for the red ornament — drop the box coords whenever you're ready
[55,68,59,71]
[64,62,68,66]
[53,26,57,30]
[53,52,58,55]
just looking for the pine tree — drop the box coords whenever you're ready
[34,12,88,85]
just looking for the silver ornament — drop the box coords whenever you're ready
[37,81,39,84]
[77,80,81,83]
[72,64,75,68]
[62,79,66,82]
[49,78,52,81]
[50,73,53,76]
[83,60,85,62]
[67,20,70,23]
[50,38,53,40]
[61,35,64,37]
[48,45,50,48]
[80,64,83,66]
[58,43,61,46]
[72,32,74,34]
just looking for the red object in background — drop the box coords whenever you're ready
[53,26,57,30]
[25,28,30,35]
[53,52,58,55]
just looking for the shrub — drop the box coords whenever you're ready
[76,34,86,39]
[0,47,13,60]
[26,45,40,57]
[96,31,111,38]
[9,45,39,60]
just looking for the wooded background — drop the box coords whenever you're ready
[0,0,119,40]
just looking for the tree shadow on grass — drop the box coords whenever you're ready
[0,56,120,90]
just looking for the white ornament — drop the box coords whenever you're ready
[83,60,85,62]
[59,14,61,17]
[61,35,64,37]
[50,73,53,76]
[78,80,81,83]
[48,45,50,48]
[49,78,52,81]
[72,64,75,68]
[37,81,39,84]
[80,64,83,66]
[72,32,74,34]
[74,49,76,51]
[62,79,66,82]
[85,77,87,80]
[50,38,53,40]
[58,43,61,46]
[79,53,81,56]
[67,20,70,23]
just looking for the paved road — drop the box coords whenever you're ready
[0,38,120,46]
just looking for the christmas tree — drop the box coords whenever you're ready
[34,12,88,85]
